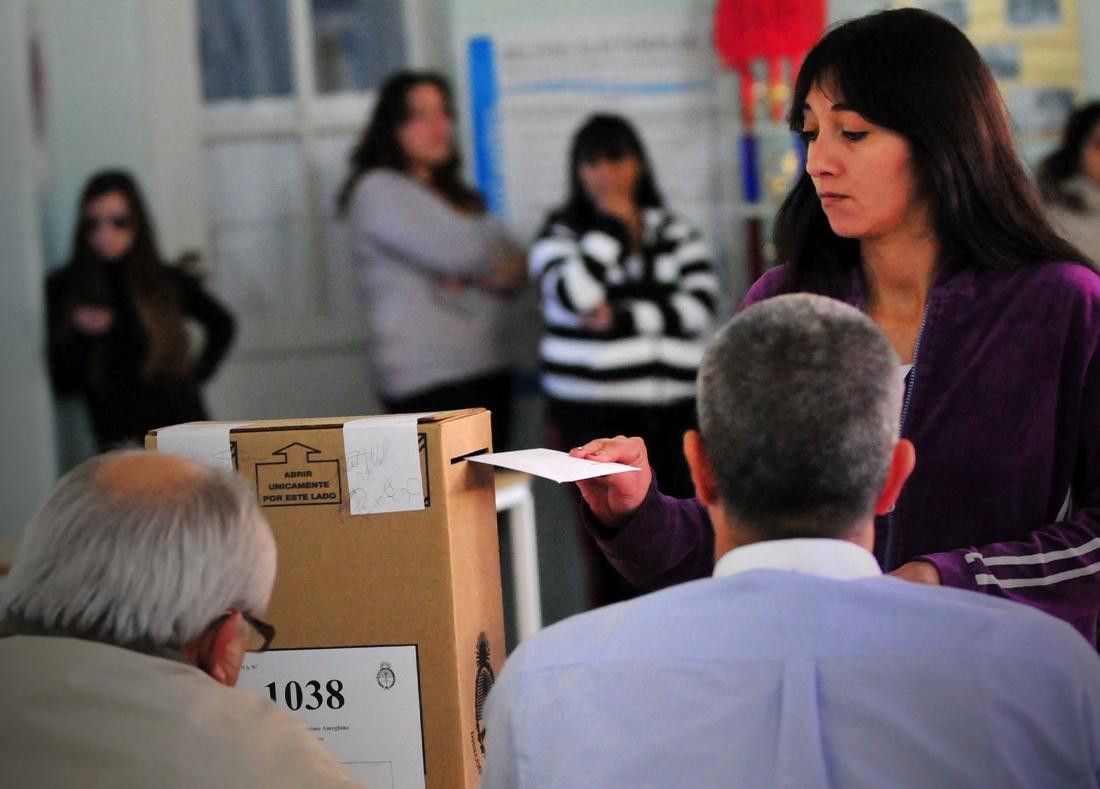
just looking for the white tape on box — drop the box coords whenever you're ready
[343,415,425,515]
[155,423,244,471]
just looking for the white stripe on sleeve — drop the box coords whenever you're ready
[964,536,1100,567]
[543,300,585,329]
[630,301,665,335]
[562,257,607,314]
[974,559,1100,589]
[669,292,713,335]
[579,232,621,267]
[681,271,720,296]
[673,240,710,265]
[529,238,577,276]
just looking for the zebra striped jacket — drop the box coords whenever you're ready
[529,207,719,405]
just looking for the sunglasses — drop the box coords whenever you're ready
[83,215,132,232]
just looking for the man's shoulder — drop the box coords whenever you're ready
[501,578,715,673]
[506,571,1099,676]
[504,573,800,675]
[822,575,1100,685]
[0,636,357,787]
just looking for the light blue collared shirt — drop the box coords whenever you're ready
[482,539,1100,788]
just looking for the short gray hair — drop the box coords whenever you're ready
[697,294,902,539]
[2,450,276,651]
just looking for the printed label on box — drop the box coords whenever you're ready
[255,442,343,508]
[237,645,425,789]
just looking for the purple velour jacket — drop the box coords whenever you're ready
[588,261,1100,641]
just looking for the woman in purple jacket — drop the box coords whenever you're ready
[572,9,1100,641]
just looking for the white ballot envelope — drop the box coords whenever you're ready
[467,448,639,483]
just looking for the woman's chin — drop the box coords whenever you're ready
[822,217,862,240]
[93,248,131,262]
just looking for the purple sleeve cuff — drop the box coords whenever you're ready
[917,550,979,592]
[582,476,715,591]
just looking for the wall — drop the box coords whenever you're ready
[0,2,56,539]
[38,0,155,265]
[1081,0,1100,93]
[829,0,1100,94]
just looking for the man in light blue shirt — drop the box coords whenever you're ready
[481,294,1100,788]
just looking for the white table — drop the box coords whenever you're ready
[494,471,542,641]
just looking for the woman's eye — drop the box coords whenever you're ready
[842,131,870,141]
[799,129,819,144]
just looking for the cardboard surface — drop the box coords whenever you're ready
[148,409,504,789]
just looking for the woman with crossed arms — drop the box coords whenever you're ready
[571,8,1100,641]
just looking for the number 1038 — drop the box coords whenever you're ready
[266,679,346,711]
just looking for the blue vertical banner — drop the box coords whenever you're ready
[467,36,506,217]
[793,132,807,177]
[739,135,760,203]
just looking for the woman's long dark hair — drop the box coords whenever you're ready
[64,170,191,381]
[556,114,663,228]
[1038,101,1100,213]
[775,8,1092,295]
[336,70,484,214]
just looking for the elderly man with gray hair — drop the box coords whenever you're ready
[0,450,359,788]
[481,294,1100,788]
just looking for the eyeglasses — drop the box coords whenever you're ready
[208,610,277,653]
[242,611,276,652]
[82,215,132,232]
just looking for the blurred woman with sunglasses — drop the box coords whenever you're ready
[46,170,235,449]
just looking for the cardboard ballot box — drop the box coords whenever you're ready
[147,409,505,789]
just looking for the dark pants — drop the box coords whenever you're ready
[383,370,515,451]
[547,397,698,608]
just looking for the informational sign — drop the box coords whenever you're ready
[254,441,343,508]
[901,0,1084,142]
[237,645,426,789]
[462,12,723,246]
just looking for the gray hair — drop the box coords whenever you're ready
[2,450,276,651]
[697,294,902,539]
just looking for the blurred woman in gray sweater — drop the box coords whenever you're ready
[337,71,525,448]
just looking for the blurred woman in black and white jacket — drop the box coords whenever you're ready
[530,114,719,606]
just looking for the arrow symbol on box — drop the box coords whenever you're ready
[255,443,343,508]
[270,443,323,463]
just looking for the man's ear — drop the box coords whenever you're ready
[183,612,246,687]
[683,430,720,507]
[874,438,916,516]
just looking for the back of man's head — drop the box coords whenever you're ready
[697,294,902,541]
[2,450,276,654]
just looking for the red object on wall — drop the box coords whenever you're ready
[714,0,825,121]
[715,0,824,284]
[715,0,824,67]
